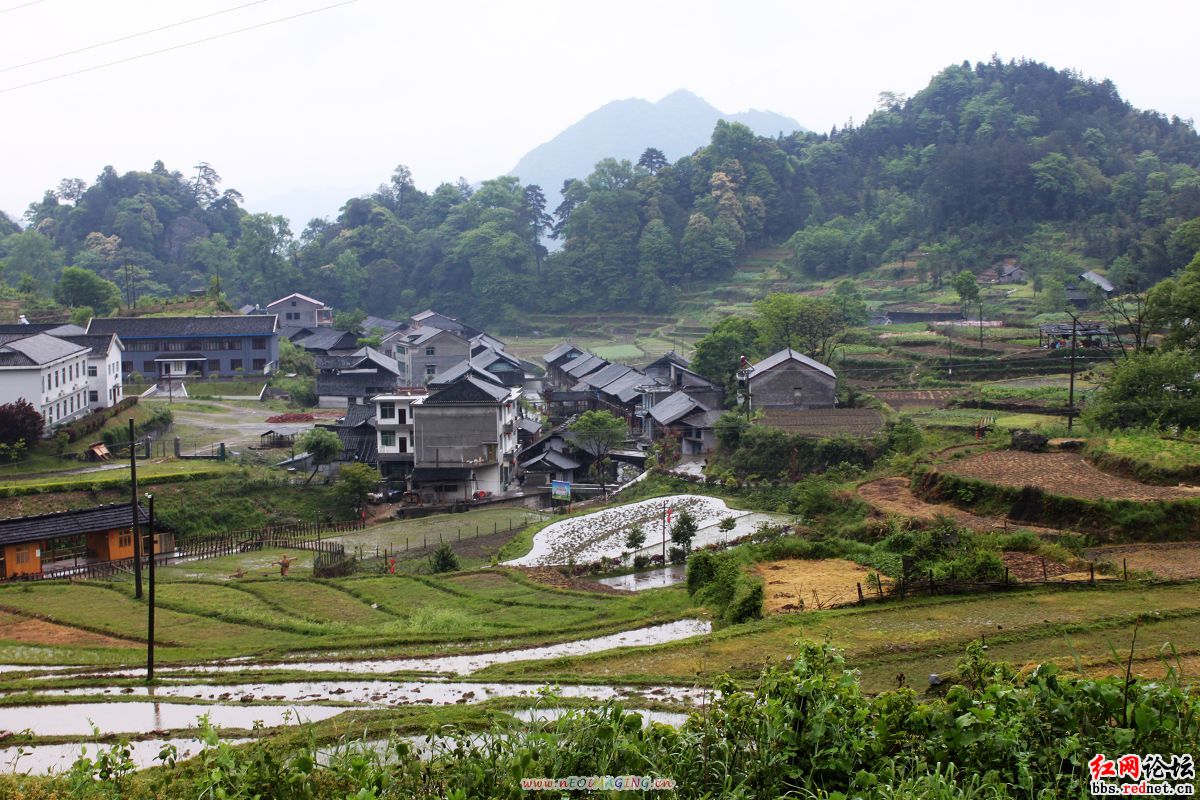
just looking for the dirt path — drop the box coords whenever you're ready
[857,477,1059,534]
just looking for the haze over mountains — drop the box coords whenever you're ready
[510,89,805,208]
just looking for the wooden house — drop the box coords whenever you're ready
[0,503,159,579]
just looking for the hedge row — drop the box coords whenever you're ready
[0,467,226,497]
[58,397,139,443]
[913,468,1200,541]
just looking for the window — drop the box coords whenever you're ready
[252,358,266,371]
[380,431,396,447]
[251,338,267,350]
[87,365,97,377]
[122,361,133,375]
[89,390,98,403]
[54,370,59,388]
[144,360,156,373]
[14,546,29,565]
[118,531,132,549]
[286,312,299,320]
[425,365,436,377]
[379,402,395,419]
[425,346,436,356]
[208,359,221,373]
[230,359,243,371]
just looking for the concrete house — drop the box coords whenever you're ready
[746,348,837,410]
[410,372,521,501]
[62,333,124,409]
[266,293,332,328]
[0,333,91,428]
[88,315,279,380]
[392,325,471,385]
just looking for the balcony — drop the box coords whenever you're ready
[416,442,498,467]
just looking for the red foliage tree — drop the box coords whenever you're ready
[0,399,45,446]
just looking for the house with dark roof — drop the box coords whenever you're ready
[410,372,521,501]
[0,503,158,579]
[391,325,471,385]
[293,328,361,355]
[410,310,482,339]
[1068,270,1117,308]
[746,348,836,410]
[518,424,583,486]
[266,293,332,328]
[648,390,719,454]
[317,403,379,464]
[372,388,427,481]
[0,333,91,427]
[315,347,403,407]
[88,315,279,381]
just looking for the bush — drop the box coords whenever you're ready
[58,397,138,443]
[686,550,717,594]
[632,554,651,569]
[428,542,459,573]
[0,399,43,447]
[727,580,764,623]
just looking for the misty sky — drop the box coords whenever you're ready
[2,0,1197,229]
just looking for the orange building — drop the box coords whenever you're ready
[0,503,157,579]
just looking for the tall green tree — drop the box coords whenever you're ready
[54,266,121,313]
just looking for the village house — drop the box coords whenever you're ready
[648,390,719,455]
[746,348,837,410]
[317,404,379,463]
[0,503,160,580]
[409,371,521,502]
[0,333,91,428]
[266,293,333,328]
[518,424,583,487]
[391,325,471,385]
[88,315,279,381]
[315,347,403,406]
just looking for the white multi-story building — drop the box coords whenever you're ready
[63,333,124,409]
[266,293,332,328]
[0,333,91,427]
[372,389,426,482]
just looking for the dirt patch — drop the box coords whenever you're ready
[999,551,1078,581]
[0,610,130,648]
[857,477,1059,535]
[1085,542,1200,580]
[516,567,629,595]
[755,559,888,612]
[938,451,1200,502]
[870,390,962,410]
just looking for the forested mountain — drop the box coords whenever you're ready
[510,89,803,212]
[2,59,1199,329]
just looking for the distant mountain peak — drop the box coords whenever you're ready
[510,90,804,205]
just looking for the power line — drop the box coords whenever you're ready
[0,0,361,95]
[1,0,274,75]
[0,0,44,15]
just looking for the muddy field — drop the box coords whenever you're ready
[937,451,1200,501]
[870,389,962,409]
[857,477,1057,534]
[755,559,888,612]
[0,610,130,648]
[1085,542,1200,580]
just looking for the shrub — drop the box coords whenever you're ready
[727,580,764,623]
[0,399,43,447]
[686,550,717,594]
[428,542,459,573]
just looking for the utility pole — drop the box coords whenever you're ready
[661,501,667,562]
[978,300,984,351]
[145,493,156,683]
[1067,311,1079,432]
[129,419,143,599]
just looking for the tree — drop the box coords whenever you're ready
[670,508,699,554]
[952,269,980,306]
[0,399,44,449]
[54,266,122,313]
[333,462,379,517]
[1147,253,1200,350]
[520,184,552,277]
[299,427,341,485]
[624,525,646,553]
[333,309,366,335]
[754,293,850,363]
[692,316,762,403]
[1038,277,1068,313]
[569,410,626,496]
[1083,349,1200,430]
[429,542,459,573]
[637,147,668,174]
[278,338,315,376]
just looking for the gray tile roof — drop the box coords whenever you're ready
[423,375,510,403]
[61,334,121,356]
[748,348,836,380]
[361,315,403,333]
[581,362,633,389]
[0,503,149,547]
[429,360,503,387]
[0,323,85,337]
[563,353,608,379]
[88,315,278,337]
[603,370,649,404]
[1080,270,1116,294]
[543,342,583,365]
[650,390,710,426]
[0,333,88,367]
[297,328,359,352]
